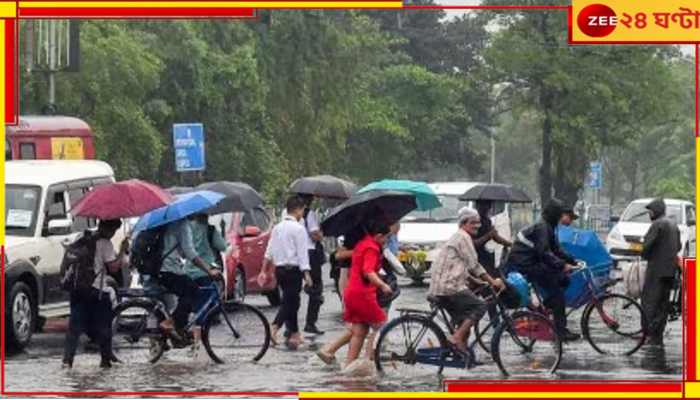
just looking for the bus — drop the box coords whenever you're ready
[5,116,96,161]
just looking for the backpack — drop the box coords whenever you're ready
[59,231,98,294]
[131,225,176,277]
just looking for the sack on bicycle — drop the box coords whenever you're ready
[501,272,531,310]
[621,260,647,300]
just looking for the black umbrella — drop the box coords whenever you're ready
[166,186,193,195]
[288,175,358,200]
[458,183,532,203]
[321,190,417,237]
[195,181,264,214]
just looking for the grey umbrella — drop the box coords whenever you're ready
[166,186,193,196]
[195,181,264,214]
[288,175,358,200]
[457,183,532,203]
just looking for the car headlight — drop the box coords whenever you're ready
[608,227,624,243]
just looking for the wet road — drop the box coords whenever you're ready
[4,268,684,394]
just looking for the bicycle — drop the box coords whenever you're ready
[111,275,271,365]
[475,262,647,357]
[374,280,563,378]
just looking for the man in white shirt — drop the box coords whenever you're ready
[260,195,313,347]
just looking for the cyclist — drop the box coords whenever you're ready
[502,199,579,342]
[428,207,505,352]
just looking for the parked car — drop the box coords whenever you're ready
[4,160,124,350]
[606,198,696,266]
[209,206,279,305]
[397,182,511,284]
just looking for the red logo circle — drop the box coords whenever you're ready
[577,4,617,37]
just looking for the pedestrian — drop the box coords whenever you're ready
[185,213,229,356]
[316,222,400,365]
[158,217,221,344]
[342,219,393,368]
[502,199,580,341]
[429,207,505,352]
[63,219,128,369]
[471,200,512,326]
[259,195,314,348]
[300,195,326,335]
[640,198,682,346]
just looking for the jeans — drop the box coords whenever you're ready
[273,267,303,334]
[63,289,114,366]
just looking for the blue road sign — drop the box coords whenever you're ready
[173,123,205,172]
[585,161,602,190]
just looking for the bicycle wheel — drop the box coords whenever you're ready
[112,299,166,364]
[491,311,562,377]
[581,293,646,356]
[201,301,271,364]
[374,314,450,378]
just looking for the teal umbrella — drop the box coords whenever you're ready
[358,180,441,211]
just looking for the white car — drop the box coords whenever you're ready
[606,198,696,265]
[397,182,511,284]
[5,160,124,350]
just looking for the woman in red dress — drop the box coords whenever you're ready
[343,220,393,367]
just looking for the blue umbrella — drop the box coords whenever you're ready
[132,190,226,233]
[358,180,441,211]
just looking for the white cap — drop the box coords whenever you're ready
[458,206,480,224]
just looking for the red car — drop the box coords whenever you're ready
[215,206,281,306]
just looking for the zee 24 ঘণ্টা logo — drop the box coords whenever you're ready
[577,3,700,38]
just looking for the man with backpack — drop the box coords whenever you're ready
[157,217,221,339]
[62,219,129,369]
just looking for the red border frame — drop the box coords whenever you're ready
[1,3,698,396]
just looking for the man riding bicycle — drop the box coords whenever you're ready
[502,199,580,342]
[428,207,506,352]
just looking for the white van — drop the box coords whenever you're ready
[606,198,696,264]
[5,160,123,350]
[397,182,511,284]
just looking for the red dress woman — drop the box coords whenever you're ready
[342,221,393,367]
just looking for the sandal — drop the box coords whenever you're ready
[316,350,337,365]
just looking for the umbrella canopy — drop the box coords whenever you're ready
[321,190,418,237]
[69,179,173,220]
[166,186,193,195]
[132,190,225,233]
[457,183,532,203]
[195,181,264,214]
[288,175,358,200]
[358,180,441,211]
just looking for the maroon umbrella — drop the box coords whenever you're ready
[69,179,174,220]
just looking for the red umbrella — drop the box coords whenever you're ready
[69,179,174,220]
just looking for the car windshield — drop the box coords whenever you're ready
[6,185,42,237]
[621,201,682,223]
[404,195,469,222]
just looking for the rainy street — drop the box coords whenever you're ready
[3,265,684,394]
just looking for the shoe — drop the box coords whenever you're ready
[304,325,325,335]
[316,350,337,365]
[188,343,201,359]
[100,360,112,369]
[560,329,581,342]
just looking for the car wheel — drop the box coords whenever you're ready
[234,267,246,303]
[264,288,281,307]
[5,282,36,351]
